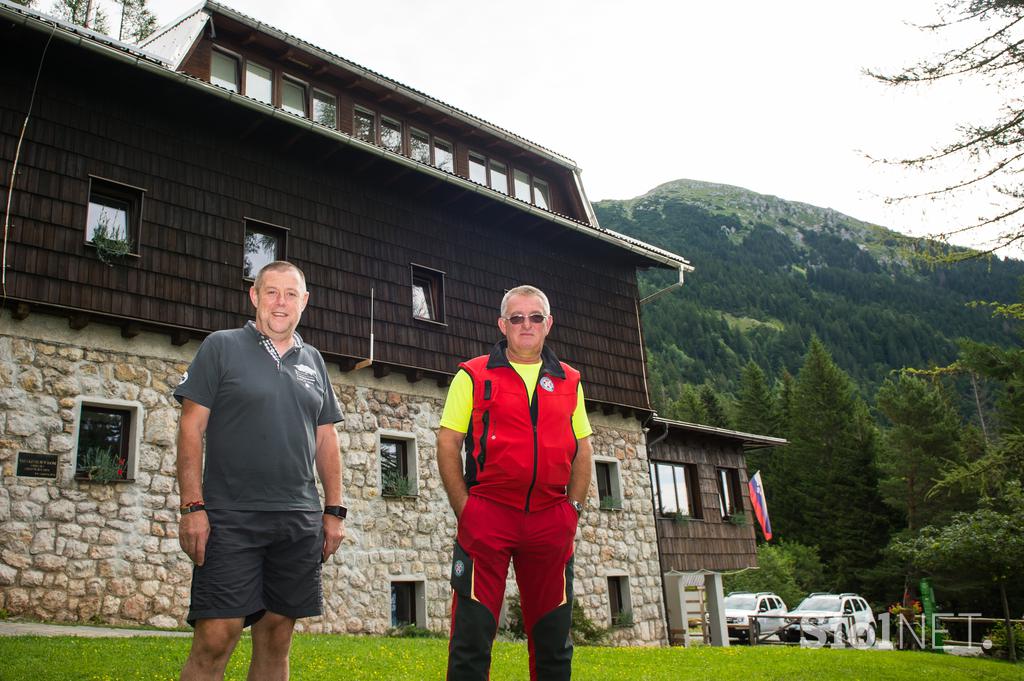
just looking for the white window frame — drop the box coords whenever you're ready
[244,60,273,105]
[409,127,432,165]
[210,47,241,93]
[593,456,624,511]
[281,74,309,118]
[72,397,143,482]
[380,116,403,154]
[353,106,377,143]
[311,88,337,128]
[378,429,419,496]
[389,576,427,629]
[433,138,454,173]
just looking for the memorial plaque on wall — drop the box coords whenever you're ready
[16,452,58,479]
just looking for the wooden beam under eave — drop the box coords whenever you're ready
[238,117,264,141]
[170,330,190,346]
[281,129,306,152]
[373,364,391,379]
[380,168,411,190]
[12,303,30,320]
[436,374,453,388]
[68,313,89,331]
[405,369,422,384]
[338,357,357,372]
[602,403,615,416]
[121,322,141,339]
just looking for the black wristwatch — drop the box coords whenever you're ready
[323,505,348,519]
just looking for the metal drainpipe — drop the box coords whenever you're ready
[644,414,674,643]
[639,265,686,306]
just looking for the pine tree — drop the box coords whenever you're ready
[699,384,731,428]
[115,0,157,43]
[50,0,109,33]
[875,375,964,531]
[776,338,890,592]
[735,360,776,434]
[667,384,706,424]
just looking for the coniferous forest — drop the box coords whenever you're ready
[595,179,1024,624]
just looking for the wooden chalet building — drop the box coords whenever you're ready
[646,418,786,646]
[0,0,703,643]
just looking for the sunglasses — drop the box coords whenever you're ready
[504,313,548,325]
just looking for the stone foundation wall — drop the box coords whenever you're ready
[0,313,666,645]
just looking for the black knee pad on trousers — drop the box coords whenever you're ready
[532,601,574,681]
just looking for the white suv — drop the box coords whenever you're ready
[782,593,876,647]
[723,592,789,643]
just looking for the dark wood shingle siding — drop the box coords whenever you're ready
[2,29,649,408]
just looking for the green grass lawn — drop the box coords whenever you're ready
[0,634,1019,680]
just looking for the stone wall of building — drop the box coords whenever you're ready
[0,313,666,645]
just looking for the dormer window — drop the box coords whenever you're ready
[354,107,375,143]
[210,49,239,93]
[468,152,487,185]
[245,61,272,105]
[433,139,454,173]
[489,159,508,195]
[533,178,550,210]
[381,117,402,154]
[312,89,336,128]
[282,76,307,117]
[469,151,510,194]
[410,129,431,164]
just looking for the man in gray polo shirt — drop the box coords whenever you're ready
[174,261,345,681]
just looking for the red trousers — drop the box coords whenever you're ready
[447,494,578,681]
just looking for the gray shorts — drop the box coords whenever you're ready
[187,509,324,627]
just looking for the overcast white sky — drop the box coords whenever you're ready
[128,0,1008,252]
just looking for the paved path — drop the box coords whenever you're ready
[0,620,190,638]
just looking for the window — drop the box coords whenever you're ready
[410,129,431,164]
[354,107,375,143]
[281,77,307,117]
[74,399,141,482]
[469,150,509,193]
[532,178,550,210]
[650,461,700,517]
[86,177,143,254]
[512,170,551,209]
[243,220,287,280]
[210,49,239,92]
[433,138,454,173]
[468,152,487,185]
[717,467,742,519]
[380,432,417,497]
[312,89,337,128]
[513,169,531,202]
[245,61,272,104]
[488,159,508,194]
[390,579,426,628]
[595,459,622,510]
[381,117,403,154]
[607,575,632,626]
[411,264,445,323]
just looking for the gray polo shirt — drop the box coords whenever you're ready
[174,322,343,511]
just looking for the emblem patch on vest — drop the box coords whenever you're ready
[454,559,465,577]
[539,376,555,393]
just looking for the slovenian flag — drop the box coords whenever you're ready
[748,471,772,540]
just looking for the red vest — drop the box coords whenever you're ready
[461,341,581,512]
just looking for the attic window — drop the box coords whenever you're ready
[312,89,336,128]
[468,152,487,185]
[381,117,403,154]
[410,129,431,164]
[411,264,445,324]
[433,139,454,173]
[354,107,375,143]
[282,76,307,117]
[533,178,550,210]
[469,150,509,194]
[245,61,272,105]
[211,49,239,92]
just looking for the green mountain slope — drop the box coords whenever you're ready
[595,179,1024,409]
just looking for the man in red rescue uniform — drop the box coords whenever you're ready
[437,285,593,681]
